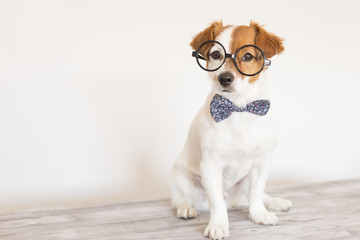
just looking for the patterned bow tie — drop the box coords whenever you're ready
[210,94,270,122]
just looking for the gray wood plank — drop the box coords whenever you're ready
[0,180,360,239]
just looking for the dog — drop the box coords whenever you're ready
[170,21,292,239]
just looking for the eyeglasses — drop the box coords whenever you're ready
[192,40,271,76]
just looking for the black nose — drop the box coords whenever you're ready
[218,72,234,87]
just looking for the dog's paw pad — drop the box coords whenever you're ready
[176,205,197,219]
[204,224,229,240]
[265,197,292,212]
[249,210,278,225]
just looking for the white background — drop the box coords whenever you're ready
[1,0,360,212]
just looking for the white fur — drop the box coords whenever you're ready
[171,27,292,240]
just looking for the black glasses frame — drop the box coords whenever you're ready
[191,40,271,76]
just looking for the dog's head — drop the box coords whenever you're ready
[190,21,284,96]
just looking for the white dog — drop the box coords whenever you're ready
[170,21,292,240]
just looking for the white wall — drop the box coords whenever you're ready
[1,0,360,212]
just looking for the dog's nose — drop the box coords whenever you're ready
[218,72,234,87]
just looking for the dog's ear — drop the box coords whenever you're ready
[250,22,284,58]
[190,21,224,51]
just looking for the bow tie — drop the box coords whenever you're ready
[210,94,270,122]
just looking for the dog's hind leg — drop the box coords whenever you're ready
[228,175,292,213]
[170,163,203,219]
[263,193,292,212]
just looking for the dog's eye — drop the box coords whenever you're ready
[242,53,254,62]
[210,51,221,60]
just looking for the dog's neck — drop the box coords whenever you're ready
[212,77,269,108]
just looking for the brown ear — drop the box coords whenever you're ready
[190,21,224,50]
[250,22,284,58]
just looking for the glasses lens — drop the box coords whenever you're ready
[235,46,264,75]
[196,42,226,71]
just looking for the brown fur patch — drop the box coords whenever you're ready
[225,26,256,75]
[189,22,235,62]
[250,22,284,58]
[230,26,256,52]
[228,22,284,84]
[190,21,224,52]
[229,26,261,83]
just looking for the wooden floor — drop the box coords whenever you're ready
[0,180,360,240]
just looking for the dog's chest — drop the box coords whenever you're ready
[202,112,277,159]
[201,113,277,187]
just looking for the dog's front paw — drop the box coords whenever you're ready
[249,209,278,225]
[204,224,229,240]
[264,197,292,212]
[176,204,197,219]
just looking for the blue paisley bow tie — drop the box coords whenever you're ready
[210,94,270,122]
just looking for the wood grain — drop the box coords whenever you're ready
[1,180,360,239]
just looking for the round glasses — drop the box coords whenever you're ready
[192,40,271,76]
